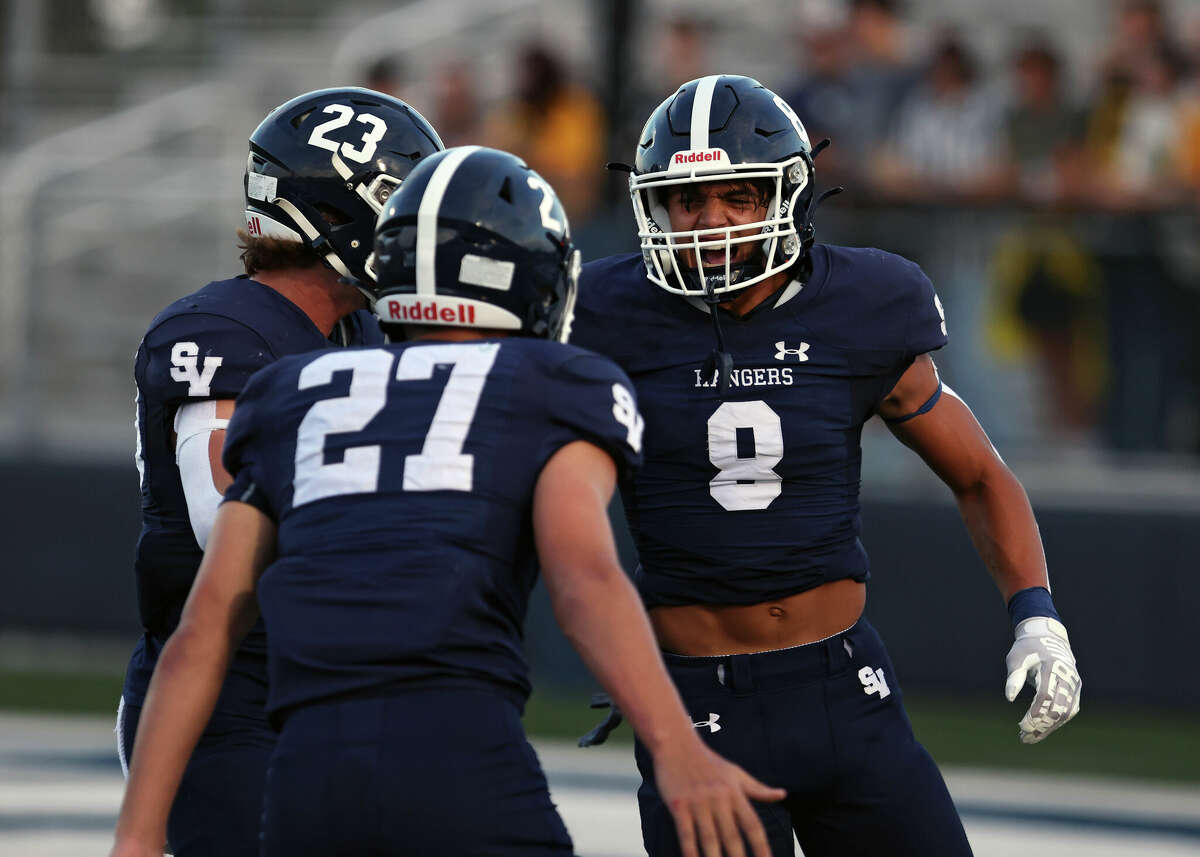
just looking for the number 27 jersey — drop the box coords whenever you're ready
[572,246,947,608]
[222,338,642,722]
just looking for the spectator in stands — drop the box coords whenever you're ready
[430,61,482,149]
[988,228,1107,440]
[1099,0,1187,87]
[872,33,1007,201]
[1002,37,1087,204]
[984,36,1106,440]
[484,42,606,222]
[1112,49,1191,202]
[845,0,919,163]
[658,15,709,92]
[1171,13,1200,193]
[1083,45,1191,207]
[781,4,860,183]
[364,57,408,101]
[614,14,714,181]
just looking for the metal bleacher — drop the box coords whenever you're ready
[0,0,592,460]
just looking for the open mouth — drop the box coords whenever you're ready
[700,249,729,267]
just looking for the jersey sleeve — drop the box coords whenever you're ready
[220,365,280,521]
[568,255,639,361]
[542,351,644,480]
[900,259,948,358]
[568,261,608,355]
[140,313,276,406]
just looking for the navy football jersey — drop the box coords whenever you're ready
[221,338,642,723]
[126,276,383,715]
[571,246,946,607]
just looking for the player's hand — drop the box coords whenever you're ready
[1004,616,1082,744]
[652,736,785,857]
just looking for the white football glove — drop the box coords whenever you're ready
[1004,616,1081,744]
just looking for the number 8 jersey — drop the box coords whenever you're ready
[221,338,642,724]
[571,246,947,608]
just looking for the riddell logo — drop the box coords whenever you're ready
[673,149,724,165]
[246,216,263,237]
[386,299,476,325]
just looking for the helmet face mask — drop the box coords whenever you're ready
[244,87,444,284]
[370,146,579,343]
[630,75,815,299]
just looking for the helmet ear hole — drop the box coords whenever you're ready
[316,203,353,226]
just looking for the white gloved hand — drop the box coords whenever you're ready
[1004,616,1081,744]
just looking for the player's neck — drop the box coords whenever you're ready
[408,326,511,342]
[254,267,365,336]
[720,270,791,318]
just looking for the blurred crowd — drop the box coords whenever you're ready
[784,0,1200,211]
[361,0,1200,219]
[356,0,1200,455]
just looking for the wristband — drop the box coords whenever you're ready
[1007,585,1060,629]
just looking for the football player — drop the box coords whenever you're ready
[119,87,443,857]
[571,75,1083,857]
[110,146,784,857]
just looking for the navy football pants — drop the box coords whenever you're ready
[118,697,274,857]
[260,688,575,857]
[635,618,974,857]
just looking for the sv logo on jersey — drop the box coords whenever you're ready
[612,383,644,454]
[693,713,722,733]
[774,341,809,362]
[858,666,891,700]
[169,341,224,397]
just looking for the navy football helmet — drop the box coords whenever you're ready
[630,75,816,298]
[244,87,443,284]
[370,146,579,342]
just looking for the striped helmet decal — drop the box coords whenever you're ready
[689,75,722,150]
[416,146,482,295]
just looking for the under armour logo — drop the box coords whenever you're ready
[774,341,809,362]
[858,666,891,699]
[692,713,722,733]
[169,341,224,397]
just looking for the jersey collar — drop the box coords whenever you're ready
[683,278,803,319]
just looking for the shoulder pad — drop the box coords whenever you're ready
[816,245,947,357]
[220,357,294,484]
[139,312,274,405]
[543,345,644,475]
[572,253,659,357]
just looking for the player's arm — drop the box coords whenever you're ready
[174,399,236,548]
[879,355,1046,598]
[879,354,1081,744]
[109,500,275,857]
[535,441,784,857]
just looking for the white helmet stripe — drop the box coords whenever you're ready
[690,75,721,151]
[416,146,481,296]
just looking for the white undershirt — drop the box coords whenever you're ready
[173,400,230,549]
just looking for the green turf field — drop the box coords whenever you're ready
[3,668,1196,784]
[523,690,1200,785]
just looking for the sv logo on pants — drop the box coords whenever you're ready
[859,666,891,699]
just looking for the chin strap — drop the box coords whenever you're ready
[578,692,625,747]
[701,277,734,394]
